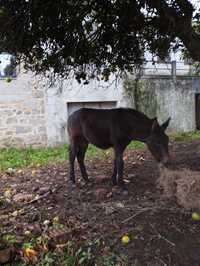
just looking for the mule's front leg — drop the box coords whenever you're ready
[116,155,125,188]
[69,146,76,183]
[114,144,129,192]
[111,159,117,185]
[114,145,128,193]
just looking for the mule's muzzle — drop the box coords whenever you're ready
[160,155,170,168]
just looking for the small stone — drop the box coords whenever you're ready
[12,210,18,217]
[115,202,125,208]
[104,205,115,215]
[4,189,13,199]
[127,174,136,179]
[43,220,50,226]
[6,168,16,175]
[17,169,23,174]
[38,186,50,195]
[13,193,34,203]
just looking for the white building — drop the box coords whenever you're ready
[0,51,199,147]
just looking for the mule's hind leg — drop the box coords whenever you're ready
[111,159,117,185]
[114,145,127,191]
[77,140,89,182]
[69,144,77,183]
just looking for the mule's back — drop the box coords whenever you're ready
[67,108,151,149]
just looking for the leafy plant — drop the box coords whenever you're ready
[2,234,17,245]
[100,256,115,266]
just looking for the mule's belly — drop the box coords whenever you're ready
[84,131,112,149]
[90,140,112,149]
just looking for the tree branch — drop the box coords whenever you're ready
[146,0,200,60]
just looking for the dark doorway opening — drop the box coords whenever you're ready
[195,94,200,129]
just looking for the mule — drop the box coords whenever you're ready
[67,108,170,190]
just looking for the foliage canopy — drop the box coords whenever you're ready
[0,0,199,81]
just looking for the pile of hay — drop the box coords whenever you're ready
[157,168,200,210]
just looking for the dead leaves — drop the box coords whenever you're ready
[22,247,38,263]
[0,247,15,264]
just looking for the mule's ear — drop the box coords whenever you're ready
[161,117,171,131]
[151,117,159,132]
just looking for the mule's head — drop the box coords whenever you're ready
[146,117,170,166]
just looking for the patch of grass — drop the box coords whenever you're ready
[0,145,68,172]
[128,140,145,149]
[0,142,144,172]
[170,130,200,142]
[1,131,200,172]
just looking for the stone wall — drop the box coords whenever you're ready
[123,75,200,132]
[0,72,47,147]
[1,70,200,148]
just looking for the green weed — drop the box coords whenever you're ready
[1,131,200,172]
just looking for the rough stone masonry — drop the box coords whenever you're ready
[0,72,47,147]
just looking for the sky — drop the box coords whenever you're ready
[0,53,12,77]
[190,0,200,8]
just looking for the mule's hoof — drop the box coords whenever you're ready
[120,185,129,195]
[81,180,92,187]
[122,189,129,196]
[112,180,117,186]
[67,180,76,189]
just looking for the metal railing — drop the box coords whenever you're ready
[141,60,197,78]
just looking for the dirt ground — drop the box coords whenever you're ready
[1,140,200,266]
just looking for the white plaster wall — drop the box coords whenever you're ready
[44,76,125,146]
[155,81,196,132]
[124,76,200,133]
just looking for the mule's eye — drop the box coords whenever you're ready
[155,142,162,147]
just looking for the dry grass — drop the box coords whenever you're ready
[158,168,200,211]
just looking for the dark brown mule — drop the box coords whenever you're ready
[67,108,170,190]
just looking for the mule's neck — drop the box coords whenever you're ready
[131,118,153,142]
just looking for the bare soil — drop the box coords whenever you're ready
[1,140,200,265]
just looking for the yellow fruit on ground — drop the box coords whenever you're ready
[192,212,200,221]
[5,77,12,83]
[53,216,59,223]
[24,230,31,236]
[121,235,130,244]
